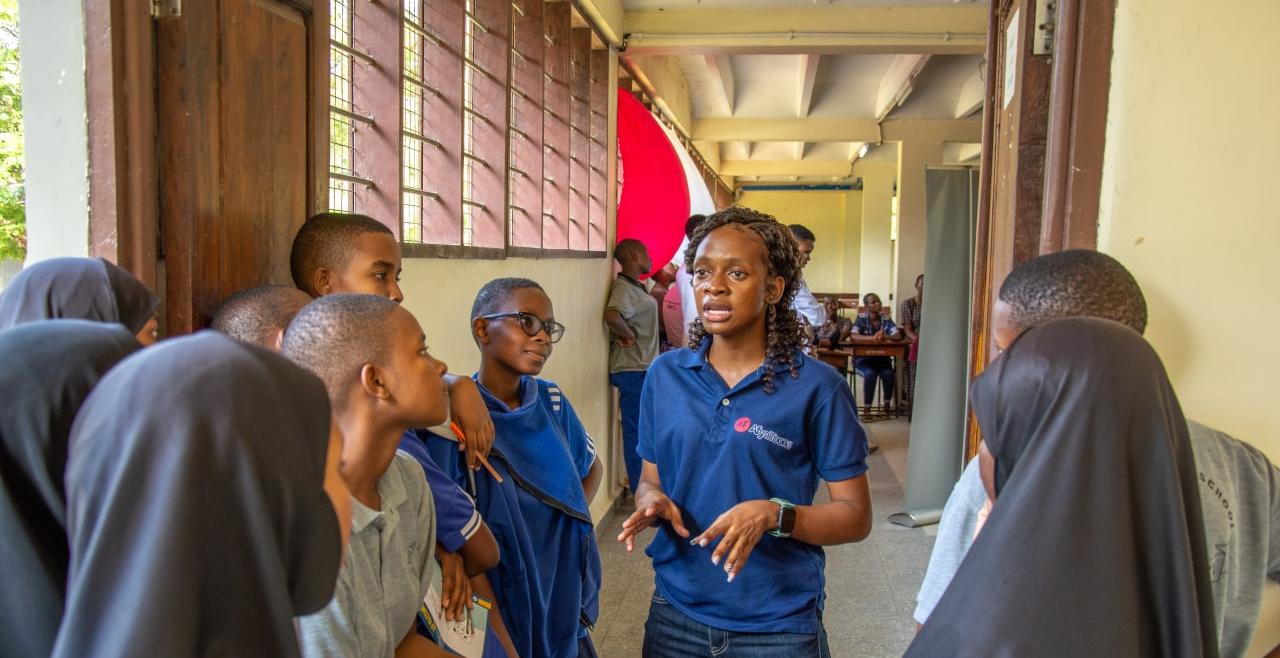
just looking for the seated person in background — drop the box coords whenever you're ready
[814,296,852,348]
[0,256,161,345]
[788,224,827,329]
[907,318,1219,657]
[285,294,450,658]
[211,284,313,350]
[423,277,602,658]
[913,249,1280,658]
[848,292,901,410]
[290,212,496,468]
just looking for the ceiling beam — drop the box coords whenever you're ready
[875,54,929,121]
[798,54,821,117]
[955,65,985,118]
[721,159,855,177]
[703,55,736,115]
[621,5,987,55]
[692,118,983,143]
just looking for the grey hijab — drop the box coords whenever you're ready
[53,332,341,658]
[0,321,139,658]
[907,317,1218,658]
[0,257,160,333]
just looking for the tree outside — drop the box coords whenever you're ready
[0,0,22,261]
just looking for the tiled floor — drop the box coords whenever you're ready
[592,418,934,658]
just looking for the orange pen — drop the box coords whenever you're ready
[451,421,503,483]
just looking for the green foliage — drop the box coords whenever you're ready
[0,0,23,261]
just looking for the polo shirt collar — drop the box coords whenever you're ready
[474,374,537,413]
[348,461,410,534]
[675,339,807,375]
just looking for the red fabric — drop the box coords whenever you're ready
[616,89,690,278]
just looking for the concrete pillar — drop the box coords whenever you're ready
[894,138,943,312]
[840,190,862,294]
[19,0,90,263]
[857,162,895,301]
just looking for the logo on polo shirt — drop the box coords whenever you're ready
[734,416,794,451]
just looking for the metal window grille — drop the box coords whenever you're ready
[328,0,356,212]
[401,0,429,242]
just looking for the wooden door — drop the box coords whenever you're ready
[155,0,328,333]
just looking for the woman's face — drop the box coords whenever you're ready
[691,225,783,339]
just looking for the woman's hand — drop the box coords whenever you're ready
[690,500,777,583]
[617,490,689,552]
[436,546,473,622]
[445,376,495,470]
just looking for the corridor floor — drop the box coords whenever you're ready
[592,419,936,657]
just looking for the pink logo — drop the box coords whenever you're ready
[734,417,752,432]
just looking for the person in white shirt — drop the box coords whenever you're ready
[788,224,827,329]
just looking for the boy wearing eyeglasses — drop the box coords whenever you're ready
[421,277,603,658]
[604,238,660,495]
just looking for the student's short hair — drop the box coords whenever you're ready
[685,214,708,239]
[612,238,649,264]
[998,249,1148,335]
[282,294,400,409]
[289,213,394,295]
[470,277,546,321]
[211,285,313,349]
[789,224,816,243]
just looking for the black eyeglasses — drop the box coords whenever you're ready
[478,312,566,343]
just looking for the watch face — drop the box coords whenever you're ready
[781,506,797,535]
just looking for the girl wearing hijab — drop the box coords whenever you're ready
[52,332,348,658]
[0,321,139,658]
[0,256,161,344]
[907,317,1219,658]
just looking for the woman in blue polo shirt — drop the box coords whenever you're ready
[617,207,873,656]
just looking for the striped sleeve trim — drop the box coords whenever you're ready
[459,508,483,541]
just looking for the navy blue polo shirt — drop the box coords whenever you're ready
[637,341,869,634]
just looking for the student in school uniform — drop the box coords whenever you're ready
[398,430,519,658]
[211,284,313,350]
[914,250,1280,658]
[292,212,516,654]
[290,212,496,464]
[285,294,450,658]
[0,321,139,658]
[662,214,709,349]
[848,292,902,412]
[53,332,347,658]
[617,207,872,656]
[907,318,1220,658]
[423,277,603,658]
[0,256,160,344]
[604,238,660,494]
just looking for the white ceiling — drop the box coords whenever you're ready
[626,1,987,184]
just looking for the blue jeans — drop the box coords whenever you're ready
[854,356,895,407]
[609,370,647,493]
[642,592,830,658]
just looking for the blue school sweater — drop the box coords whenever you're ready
[424,376,601,658]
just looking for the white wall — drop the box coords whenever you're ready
[17,0,89,263]
[1098,0,1280,653]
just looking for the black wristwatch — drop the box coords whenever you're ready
[768,498,796,538]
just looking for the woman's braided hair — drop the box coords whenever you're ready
[684,206,806,394]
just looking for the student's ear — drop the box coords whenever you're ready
[359,363,391,401]
[271,328,286,353]
[765,276,785,305]
[472,317,491,345]
[313,268,334,296]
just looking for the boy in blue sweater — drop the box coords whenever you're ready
[423,277,602,658]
